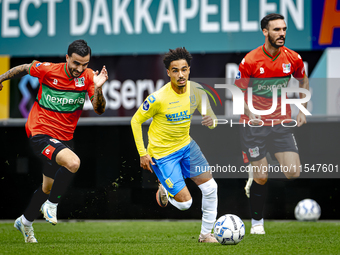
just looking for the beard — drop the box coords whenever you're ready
[68,67,83,78]
[268,33,285,49]
[177,79,186,87]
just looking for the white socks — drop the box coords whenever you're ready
[169,197,192,211]
[21,215,33,226]
[168,178,218,235]
[252,218,264,226]
[198,179,218,235]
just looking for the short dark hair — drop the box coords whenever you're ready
[163,47,192,69]
[261,13,285,30]
[67,39,91,57]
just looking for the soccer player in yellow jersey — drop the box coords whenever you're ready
[131,47,218,243]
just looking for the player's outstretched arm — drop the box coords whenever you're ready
[92,65,108,115]
[0,64,30,91]
[140,154,155,173]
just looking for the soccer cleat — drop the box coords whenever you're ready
[198,233,218,243]
[40,201,58,225]
[14,216,38,243]
[250,224,266,234]
[244,164,253,198]
[156,183,168,207]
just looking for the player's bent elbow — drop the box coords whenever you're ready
[94,108,105,115]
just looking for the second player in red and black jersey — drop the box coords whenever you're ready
[234,14,309,236]
[235,44,306,126]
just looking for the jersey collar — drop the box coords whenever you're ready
[262,44,281,61]
[64,63,73,81]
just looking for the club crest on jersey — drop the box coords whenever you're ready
[74,77,85,87]
[236,71,241,80]
[282,63,291,74]
[142,100,150,111]
[190,95,196,105]
[249,147,260,158]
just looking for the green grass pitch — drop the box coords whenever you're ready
[1,220,339,254]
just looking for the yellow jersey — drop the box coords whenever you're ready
[131,81,216,159]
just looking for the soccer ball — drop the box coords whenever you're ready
[294,199,321,221]
[213,214,245,245]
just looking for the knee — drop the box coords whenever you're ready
[177,198,193,211]
[67,157,80,173]
[287,170,300,179]
[42,185,51,194]
[199,179,218,196]
[255,178,268,185]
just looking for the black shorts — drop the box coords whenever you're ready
[29,134,74,178]
[240,124,299,163]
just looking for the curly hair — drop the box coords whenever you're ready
[163,47,192,69]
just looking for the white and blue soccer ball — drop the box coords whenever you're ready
[294,199,321,221]
[213,214,245,245]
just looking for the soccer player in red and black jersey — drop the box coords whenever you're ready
[0,40,108,243]
[234,14,309,234]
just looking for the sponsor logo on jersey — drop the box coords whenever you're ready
[236,71,241,80]
[39,84,86,112]
[44,63,51,66]
[165,110,191,122]
[169,101,179,105]
[241,58,245,65]
[282,63,291,73]
[75,77,85,87]
[257,82,288,91]
[142,100,150,111]
[42,145,56,160]
[36,63,42,67]
[249,147,260,158]
[165,178,174,188]
[45,94,85,106]
[50,139,60,144]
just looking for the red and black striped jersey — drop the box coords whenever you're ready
[234,45,305,126]
[25,60,95,140]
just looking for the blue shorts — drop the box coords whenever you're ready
[151,139,209,196]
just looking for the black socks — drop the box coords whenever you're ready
[250,181,268,220]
